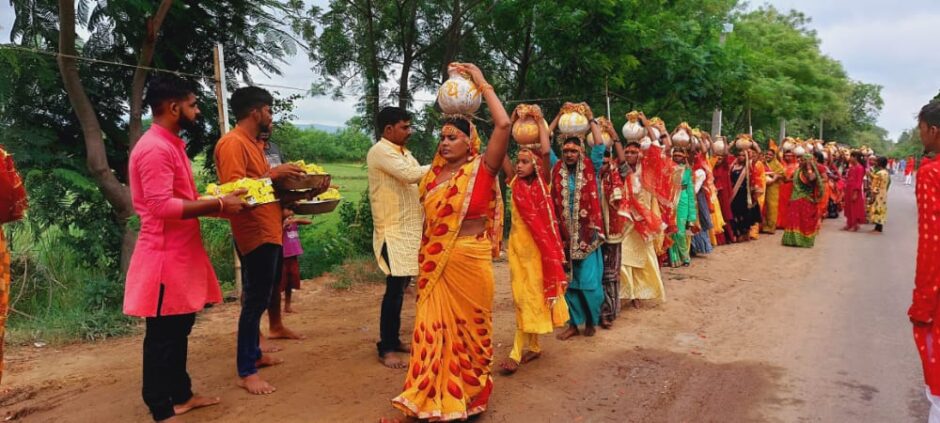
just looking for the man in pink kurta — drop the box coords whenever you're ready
[125,76,246,422]
[125,123,221,317]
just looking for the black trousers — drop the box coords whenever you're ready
[142,286,196,421]
[377,243,410,356]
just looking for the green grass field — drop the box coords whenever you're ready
[308,162,368,233]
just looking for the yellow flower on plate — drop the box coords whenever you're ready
[316,188,342,201]
[204,178,277,205]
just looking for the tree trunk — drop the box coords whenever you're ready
[362,0,382,139]
[128,0,174,151]
[513,12,535,99]
[439,0,464,83]
[58,0,137,273]
[398,56,413,110]
[395,0,416,110]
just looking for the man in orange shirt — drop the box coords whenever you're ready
[214,87,319,395]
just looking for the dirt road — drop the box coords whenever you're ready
[1,176,926,422]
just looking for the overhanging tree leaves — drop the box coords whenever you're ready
[6,0,303,275]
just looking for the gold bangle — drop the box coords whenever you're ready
[217,197,224,213]
[478,83,493,92]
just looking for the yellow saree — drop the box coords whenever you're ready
[763,158,785,233]
[392,127,502,421]
[508,198,569,333]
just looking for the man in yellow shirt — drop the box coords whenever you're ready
[367,107,430,369]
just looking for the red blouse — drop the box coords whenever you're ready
[466,165,496,219]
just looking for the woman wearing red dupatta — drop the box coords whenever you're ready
[843,152,867,232]
[498,104,569,375]
[710,145,735,244]
[617,129,668,307]
[777,149,799,229]
[549,103,608,340]
[388,63,510,422]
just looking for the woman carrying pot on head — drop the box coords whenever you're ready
[498,105,569,375]
[387,63,510,422]
[728,145,763,241]
[781,153,825,247]
[547,102,608,341]
[668,147,697,267]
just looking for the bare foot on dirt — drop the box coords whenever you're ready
[238,374,276,395]
[268,326,306,340]
[499,358,520,375]
[173,394,220,416]
[633,299,641,309]
[394,343,412,354]
[284,305,297,313]
[256,355,285,368]
[584,325,597,337]
[259,337,282,353]
[600,317,613,329]
[380,352,408,369]
[556,325,580,340]
[520,351,541,364]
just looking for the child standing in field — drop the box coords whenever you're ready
[281,209,311,313]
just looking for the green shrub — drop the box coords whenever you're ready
[337,187,374,255]
[5,223,134,344]
[329,255,384,290]
[200,218,236,286]
[297,226,354,279]
[22,168,122,270]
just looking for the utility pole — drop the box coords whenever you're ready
[819,116,824,140]
[779,118,787,142]
[213,44,230,133]
[605,76,611,121]
[748,106,753,136]
[213,43,241,297]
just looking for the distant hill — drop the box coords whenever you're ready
[293,123,343,133]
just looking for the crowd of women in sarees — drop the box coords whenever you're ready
[382,62,894,423]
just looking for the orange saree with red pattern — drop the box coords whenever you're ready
[391,127,502,420]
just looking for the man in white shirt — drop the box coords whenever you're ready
[367,107,430,369]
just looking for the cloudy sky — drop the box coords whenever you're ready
[2,1,937,139]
